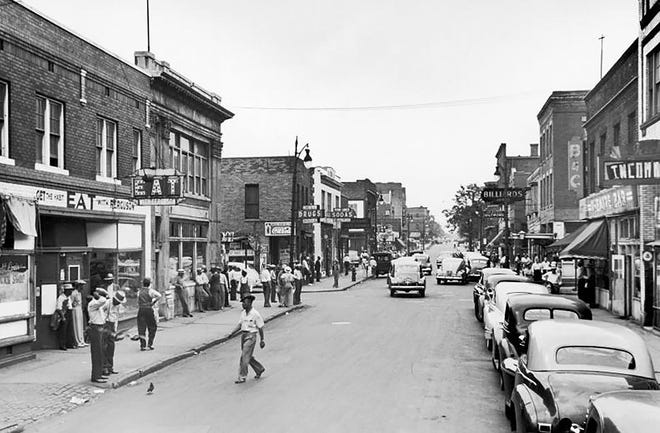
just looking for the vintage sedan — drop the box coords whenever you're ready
[388,257,426,297]
[483,281,548,351]
[464,251,489,281]
[569,390,660,432]
[473,270,523,322]
[505,320,659,433]
[498,294,591,411]
[436,257,468,285]
[412,253,432,276]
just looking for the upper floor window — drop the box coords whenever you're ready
[627,111,637,149]
[245,184,259,219]
[96,117,117,178]
[169,131,209,197]
[35,95,65,170]
[649,49,660,118]
[0,81,8,161]
[132,128,142,172]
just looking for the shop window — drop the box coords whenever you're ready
[117,251,141,312]
[169,241,181,281]
[245,184,259,219]
[35,95,66,173]
[169,221,208,278]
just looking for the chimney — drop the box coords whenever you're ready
[134,51,157,72]
[530,143,539,157]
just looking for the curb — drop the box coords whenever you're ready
[0,424,23,433]
[300,277,371,293]
[110,304,306,389]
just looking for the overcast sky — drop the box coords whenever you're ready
[23,0,639,226]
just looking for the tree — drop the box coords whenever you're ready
[442,184,486,250]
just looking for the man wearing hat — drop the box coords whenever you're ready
[104,273,117,299]
[137,277,162,351]
[102,290,126,375]
[54,283,74,350]
[173,269,192,317]
[88,287,109,383]
[235,294,265,384]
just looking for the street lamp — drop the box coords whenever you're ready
[289,137,312,266]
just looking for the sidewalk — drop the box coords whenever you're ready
[0,273,368,431]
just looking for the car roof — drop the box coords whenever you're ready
[392,257,420,265]
[441,257,464,264]
[526,320,655,378]
[486,274,529,285]
[591,390,660,429]
[507,294,591,317]
[464,252,487,259]
[481,268,516,278]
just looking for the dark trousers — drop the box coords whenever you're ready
[56,313,70,350]
[230,280,238,301]
[344,262,349,275]
[65,310,76,348]
[315,269,321,282]
[195,285,207,312]
[293,280,303,305]
[224,286,230,307]
[262,282,271,307]
[175,287,191,316]
[89,324,105,380]
[137,307,157,349]
[270,281,278,303]
[103,321,116,373]
[210,288,223,310]
[577,279,588,303]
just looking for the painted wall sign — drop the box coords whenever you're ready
[579,185,637,219]
[568,136,583,192]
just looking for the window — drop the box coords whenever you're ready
[169,221,209,281]
[335,196,340,210]
[0,81,8,161]
[523,308,551,321]
[649,49,660,117]
[553,310,579,319]
[613,123,620,149]
[132,128,142,172]
[96,117,117,178]
[169,131,209,197]
[35,95,65,171]
[245,184,259,219]
[627,111,636,149]
[556,346,635,369]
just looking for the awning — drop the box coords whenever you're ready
[485,229,505,249]
[1,195,37,237]
[546,225,586,251]
[559,220,608,260]
[647,240,660,247]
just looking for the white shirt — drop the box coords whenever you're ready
[238,308,264,333]
[293,269,303,280]
[88,296,107,325]
[260,269,271,282]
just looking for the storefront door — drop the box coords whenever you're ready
[34,253,59,350]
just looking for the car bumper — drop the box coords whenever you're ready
[390,284,425,290]
[437,275,464,281]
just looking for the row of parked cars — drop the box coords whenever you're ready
[471,267,660,432]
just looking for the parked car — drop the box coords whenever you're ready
[464,251,489,281]
[436,257,468,285]
[388,257,426,297]
[504,320,659,432]
[498,294,591,407]
[569,390,660,433]
[372,252,393,277]
[483,281,548,351]
[473,270,522,322]
[412,253,432,276]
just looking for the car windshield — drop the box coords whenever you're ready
[553,309,579,319]
[396,265,419,274]
[523,308,551,321]
[556,346,636,369]
[375,256,391,263]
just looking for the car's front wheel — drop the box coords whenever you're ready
[419,289,425,298]
[390,289,395,297]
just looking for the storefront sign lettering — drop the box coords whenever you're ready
[132,175,182,199]
[603,158,660,185]
[481,188,526,203]
[265,222,291,237]
[579,185,637,219]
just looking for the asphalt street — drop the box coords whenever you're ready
[27,246,511,433]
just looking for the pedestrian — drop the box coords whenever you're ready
[104,273,117,299]
[332,259,340,288]
[260,264,272,308]
[576,260,587,303]
[103,290,126,376]
[369,256,377,277]
[293,264,303,305]
[195,268,209,313]
[239,269,252,300]
[229,266,241,301]
[343,255,350,275]
[209,267,225,310]
[221,265,231,308]
[87,287,108,383]
[270,265,278,304]
[54,283,73,350]
[137,277,162,351]
[202,265,211,310]
[234,294,265,384]
[315,256,322,282]
[302,257,311,285]
[279,266,294,307]
[531,256,543,283]
[71,280,87,347]
[173,269,192,317]
[500,255,509,269]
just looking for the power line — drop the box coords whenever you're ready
[233,92,539,112]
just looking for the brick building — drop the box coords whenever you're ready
[219,157,314,268]
[375,182,407,252]
[0,2,231,365]
[342,179,379,255]
[312,166,343,275]
[405,206,430,252]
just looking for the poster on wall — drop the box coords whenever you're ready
[0,255,30,318]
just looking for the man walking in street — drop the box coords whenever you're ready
[137,278,162,351]
[87,287,108,383]
[173,269,192,317]
[235,294,265,384]
[260,264,272,308]
[103,290,125,376]
[315,256,322,282]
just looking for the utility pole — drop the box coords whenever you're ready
[599,34,605,79]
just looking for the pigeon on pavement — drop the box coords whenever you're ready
[147,382,154,394]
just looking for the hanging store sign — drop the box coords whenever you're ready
[602,157,660,185]
[265,221,291,237]
[484,210,506,218]
[481,188,526,203]
[578,185,637,219]
[131,173,183,204]
[297,206,324,219]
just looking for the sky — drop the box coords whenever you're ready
[21,0,640,227]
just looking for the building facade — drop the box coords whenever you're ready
[375,182,406,252]
[342,179,379,255]
[219,156,314,268]
[312,166,343,276]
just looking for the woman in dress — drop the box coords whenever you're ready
[71,280,87,347]
[279,266,295,307]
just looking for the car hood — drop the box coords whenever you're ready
[545,372,658,424]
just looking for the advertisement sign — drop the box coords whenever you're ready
[298,207,324,219]
[481,188,526,203]
[568,136,583,192]
[602,157,660,185]
[265,222,291,237]
[131,174,183,203]
[484,210,505,218]
[579,185,637,219]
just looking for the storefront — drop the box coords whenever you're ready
[0,181,150,350]
[264,221,291,266]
